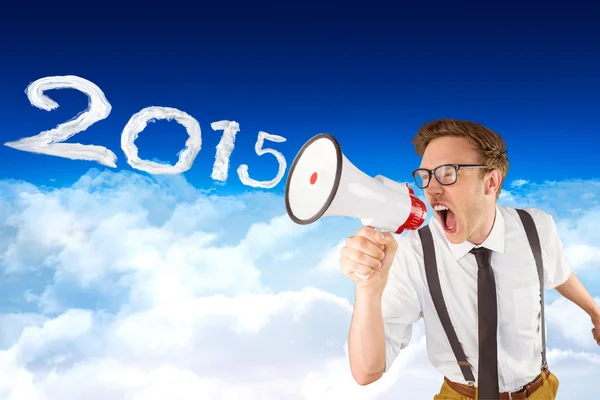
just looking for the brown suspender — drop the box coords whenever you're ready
[515,208,547,370]
[418,208,547,386]
[419,224,477,385]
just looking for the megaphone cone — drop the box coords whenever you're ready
[285,133,427,233]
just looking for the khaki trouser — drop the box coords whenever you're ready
[433,371,559,400]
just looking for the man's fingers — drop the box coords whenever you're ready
[355,226,398,254]
[339,227,399,287]
[339,250,375,277]
[591,328,600,345]
[342,245,383,269]
[346,231,386,261]
[355,225,380,240]
[345,262,374,279]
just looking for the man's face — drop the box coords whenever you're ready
[418,136,489,244]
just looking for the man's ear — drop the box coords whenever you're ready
[485,168,502,196]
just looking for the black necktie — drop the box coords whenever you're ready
[470,246,499,399]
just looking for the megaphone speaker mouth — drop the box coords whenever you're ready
[285,133,342,225]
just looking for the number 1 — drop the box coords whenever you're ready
[211,120,240,181]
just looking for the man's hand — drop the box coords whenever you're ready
[592,313,600,346]
[339,225,398,292]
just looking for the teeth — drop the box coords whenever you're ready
[433,204,449,211]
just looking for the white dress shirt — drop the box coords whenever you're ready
[382,205,572,392]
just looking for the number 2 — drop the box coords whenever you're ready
[4,75,117,167]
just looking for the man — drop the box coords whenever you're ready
[340,119,600,399]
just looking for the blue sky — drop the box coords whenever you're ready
[0,3,599,399]
[1,4,599,191]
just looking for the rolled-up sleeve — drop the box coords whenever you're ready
[382,234,423,372]
[529,208,572,289]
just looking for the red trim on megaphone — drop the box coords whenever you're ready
[395,194,427,234]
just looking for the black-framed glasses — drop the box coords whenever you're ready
[412,164,488,189]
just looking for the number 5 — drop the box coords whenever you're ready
[4,75,117,167]
[237,131,286,188]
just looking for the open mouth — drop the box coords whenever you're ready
[433,204,457,234]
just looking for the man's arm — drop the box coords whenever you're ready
[348,287,387,385]
[347,234,423,385]
[555,272,600,323]
[533,208,600,345]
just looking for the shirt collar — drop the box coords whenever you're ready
[435,205,505,260]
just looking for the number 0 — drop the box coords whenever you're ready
[120,106,202,174]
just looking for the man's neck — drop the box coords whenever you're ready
[469,204,497,245]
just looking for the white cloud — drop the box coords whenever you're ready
[120,106,202,175]
[0,289,357,400]
[237,131,287,189]
[510,179,529,188]
[311,239,346,275]
[0,170,599,399]
[563,244,600,271]
[275,251,297,261]
[210,120,240,183]
[498,180,600,277]
[546,296,600,351]
[11,309,92,364]
[499,179,600,219]
[0,170,319,314]
[302,336,438,400]
[3,75,117,169]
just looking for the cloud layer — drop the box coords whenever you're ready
[0,172,598,399]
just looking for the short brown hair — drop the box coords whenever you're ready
[411,118,509,198]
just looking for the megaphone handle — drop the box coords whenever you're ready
[353,226,386,281]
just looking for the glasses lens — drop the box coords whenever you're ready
[435,165,457,185]
[413,170,429,188]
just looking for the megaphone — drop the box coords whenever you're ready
[284,133,427,280]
